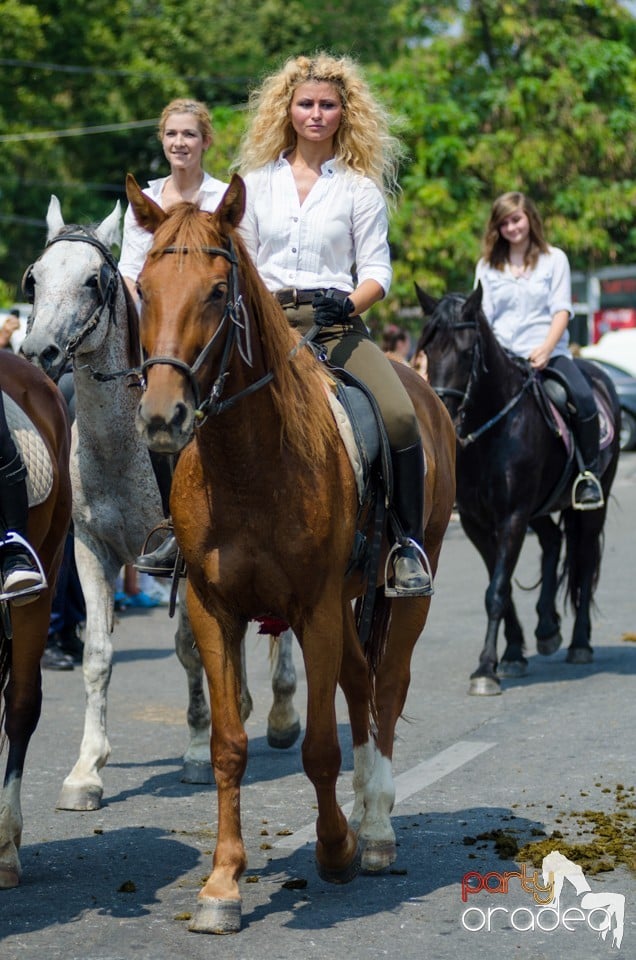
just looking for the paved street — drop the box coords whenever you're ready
[2,453,635,960]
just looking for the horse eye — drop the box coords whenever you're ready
[136,283,144,302]
[86,275,98,288]
[208,283,227,303]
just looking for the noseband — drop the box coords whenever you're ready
[141,237,273,422]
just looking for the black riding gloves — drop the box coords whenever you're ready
[312,291,355,327]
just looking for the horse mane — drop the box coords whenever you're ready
[149,202,338,469]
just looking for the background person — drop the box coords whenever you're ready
[475,190,603,509]
[236,53,432,596]
[120,98,228,574]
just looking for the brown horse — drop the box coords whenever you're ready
[126,173,456,934]
[0,350,72,887]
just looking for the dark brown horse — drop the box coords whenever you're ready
[126,173,456,934]
[415,285,620,696]
[0,350,72,887]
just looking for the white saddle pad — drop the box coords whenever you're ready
[3,391,53,507]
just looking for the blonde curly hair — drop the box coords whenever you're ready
[235,53,403,199]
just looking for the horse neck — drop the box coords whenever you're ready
[72,284,142,438]
[471,316,526,411]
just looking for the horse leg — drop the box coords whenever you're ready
[530,516,563,655]
[0,598,50,887]
[267,628,300,749]
[187,590,248,935]
[348,595,430,872]
[300,603,360,884]
[173,592,213,784]
[57,538,115,811]
[462,513,528,695]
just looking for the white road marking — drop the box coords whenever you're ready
[273,739,496,851]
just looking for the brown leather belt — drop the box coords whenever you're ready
[275,287,348,307]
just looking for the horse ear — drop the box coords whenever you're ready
[465,281,484,316]
[217,174,246,231]
[96,200,122,249]
[125,173,166,234]
[46,195,65,242]
[414,282,439,318]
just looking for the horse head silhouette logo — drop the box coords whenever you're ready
[542,850,625,950]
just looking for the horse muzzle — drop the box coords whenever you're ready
[135,396,194,453]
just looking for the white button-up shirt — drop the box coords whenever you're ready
[475,246,573,358]
[240,155,392,296]
[119,172,228,281]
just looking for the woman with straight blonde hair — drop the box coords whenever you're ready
[235,53,433,596]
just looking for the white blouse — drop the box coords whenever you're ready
[240,155,392,297]
[475,246,573,358]
[119,172,228,282]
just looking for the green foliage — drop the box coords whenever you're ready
[1,0,635,329]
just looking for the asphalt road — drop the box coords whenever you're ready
[2,453,635,960]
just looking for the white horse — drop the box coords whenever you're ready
[542,850,625,949]
[21,198,299,811]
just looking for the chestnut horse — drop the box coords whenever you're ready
[126,173,455,934]
[0,351,72,887]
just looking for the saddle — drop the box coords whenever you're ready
[534,364,615,457]
[2,391,53,507]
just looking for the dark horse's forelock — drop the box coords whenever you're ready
[419,292,468,349]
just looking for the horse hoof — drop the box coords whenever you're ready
[566,646,593,664]
[0,864,21,889]
[360,839,396,873]
[497,659,528,678]
[267,719,301,750]
[56,783,103,811]
[468,676,501,696]
[316,842,361,884]
[188,896,241,935]
[537,632,563,656]
[181,760,214,784]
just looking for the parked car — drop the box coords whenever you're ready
[585,358,636,451]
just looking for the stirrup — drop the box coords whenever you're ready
[571,471,604,511]
[0,531,48,604]
[384,538,434,598]
[135,522,186,579]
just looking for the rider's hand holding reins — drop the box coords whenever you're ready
[312,291,355,327]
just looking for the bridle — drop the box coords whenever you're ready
[139,237,275,424]
[23,230,120,360]
[428,316,534,448]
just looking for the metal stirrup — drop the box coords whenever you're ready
[0,531,48,603]
[571,471,605,511]
[384,538,434,598]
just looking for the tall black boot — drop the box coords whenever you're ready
[387,443,433,597]
[572,412,603,510]
[135,454,180,576]
[0,451,45,604]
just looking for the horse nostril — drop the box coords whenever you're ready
[33,344,63,377]
[172,403,189,429]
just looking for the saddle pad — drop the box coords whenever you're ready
[3,392,53,507]
[549,384,615,458]
[325,386,366,502]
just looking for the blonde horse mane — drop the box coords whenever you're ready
[148,202,338,470]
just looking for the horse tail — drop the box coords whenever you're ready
[560,511,604,612]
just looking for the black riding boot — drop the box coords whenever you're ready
[388,443,433,597]
[135,453,180,577]
[0,451,44,604]
[572,412,603,510]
